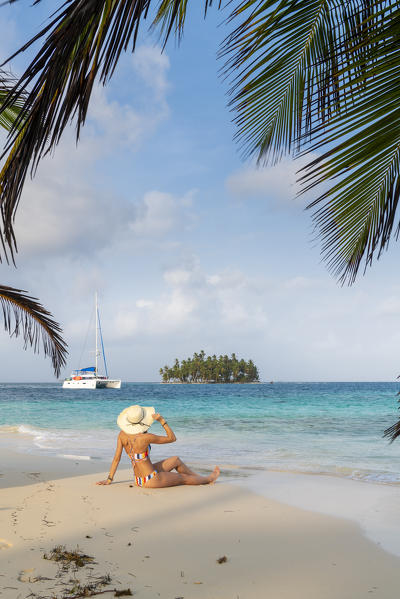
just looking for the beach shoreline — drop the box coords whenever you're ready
[2,448,400,598]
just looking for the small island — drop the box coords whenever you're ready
[159,351,260,384]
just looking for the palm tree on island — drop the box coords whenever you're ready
[160,351,260,383]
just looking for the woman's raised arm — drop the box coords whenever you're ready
[96,433,123,485]
[147,413,176,444]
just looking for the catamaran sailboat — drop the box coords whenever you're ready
[62,294,121,389]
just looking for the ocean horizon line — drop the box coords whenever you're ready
[0,379,399,385]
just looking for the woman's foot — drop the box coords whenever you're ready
[208,466,220,484]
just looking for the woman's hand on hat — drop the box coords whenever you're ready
[96,479,112,485]
[152,413,162,421]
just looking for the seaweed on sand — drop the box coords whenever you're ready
[43,546,95,570]
[60,575,112,597]
[37,547,132,598]
[26,574,131,598]
[62,582,132,598]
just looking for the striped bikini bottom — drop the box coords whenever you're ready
[135,470,157,487]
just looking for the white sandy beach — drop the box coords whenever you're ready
[1,449,400,599]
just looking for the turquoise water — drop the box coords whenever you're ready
[1,382,400,483]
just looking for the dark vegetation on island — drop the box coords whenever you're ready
[159,351,260,384]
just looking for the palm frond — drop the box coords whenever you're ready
[0,71,30,262]
[0,70,26,133]
[0,0,41,5]
[222,0,400,283]
[299,5,400,283]
[383,418,400,443]
[0,285,67,377]
[153,0,217,42]
[0,0,211,264]
[221,0,338,162]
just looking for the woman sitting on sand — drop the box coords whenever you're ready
[97,405,220,488]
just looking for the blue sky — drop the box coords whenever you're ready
[0,1,400,382]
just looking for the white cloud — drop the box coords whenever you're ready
[165,288,197,322]
[206,270,247,290]
[284,276,315,290]
[207,269,269,327]
[226,155,315,207]
[376,297,400,317]
[15,177,133,257]
[14,179,196,260]
[84,48,170,149]
[164,268,192,287]
[69,269,106,300]
[130,190,196,239]
[86,85,145,149]
[132,45,170,99]
[136,299,155,309]
[109,261,270,341]
[113,286,199,338]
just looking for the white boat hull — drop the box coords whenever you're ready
[102,379,121,389]
[63,378,121,389]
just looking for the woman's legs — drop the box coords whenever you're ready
[144,466,220,488]
[153,456,197,476]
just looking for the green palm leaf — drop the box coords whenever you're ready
[0,0,211,263]
[300,8,400,283]
[0,71,24,132]
[222,0,400,283]
[0,286,67,377]
[221,0,335,161]
[153,0,216,41]
[384,417,400,443]
[0,75,67,377]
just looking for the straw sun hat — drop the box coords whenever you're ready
[117,405,155,435]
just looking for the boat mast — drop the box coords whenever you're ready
[95,292,98,376]
[97,308,109,379]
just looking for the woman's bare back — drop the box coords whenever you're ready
[120,431,154,478]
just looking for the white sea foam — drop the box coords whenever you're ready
[57,454,93,461]
[17,424,40,434]
[0,422,116,460]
